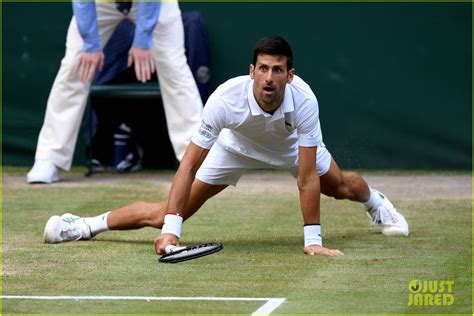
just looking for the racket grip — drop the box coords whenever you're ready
[165,245,186,254]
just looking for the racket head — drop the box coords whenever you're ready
[159,242,224,264]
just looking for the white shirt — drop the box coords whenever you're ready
[192,75,324,168]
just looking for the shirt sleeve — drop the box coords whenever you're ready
[191,97,226,149]
[134,1,161,49]
[72,1,101,52]
[295,99,322,147]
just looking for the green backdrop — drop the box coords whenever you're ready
[2,2,471,169]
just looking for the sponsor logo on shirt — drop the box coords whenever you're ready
[198,120,214,139]
[284,121,293,131]
[284,112,295,132]
[200,121,214,132]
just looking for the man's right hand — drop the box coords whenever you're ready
[154,233,179,255]
[75,51,105,83]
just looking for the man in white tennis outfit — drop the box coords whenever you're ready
[43,36,409,257]
[27,0,202,183]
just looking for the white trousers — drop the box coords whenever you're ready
[35,1,203,170]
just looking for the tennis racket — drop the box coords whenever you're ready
[159,242,224,264]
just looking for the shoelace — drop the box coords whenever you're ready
[370,208,381,225]
[369,205,400,225]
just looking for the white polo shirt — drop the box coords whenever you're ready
[192,75,324,169]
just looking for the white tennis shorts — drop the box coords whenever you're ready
[196,142,333,186]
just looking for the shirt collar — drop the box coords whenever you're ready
[247,80,295,121]
[247,80,264,116]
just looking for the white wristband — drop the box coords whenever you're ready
[304,224,322,247]
[161,214,183,238]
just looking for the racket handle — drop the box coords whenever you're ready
[165,245,186,254]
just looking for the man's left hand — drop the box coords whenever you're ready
[128,46,155,83]
[304,245,344,256]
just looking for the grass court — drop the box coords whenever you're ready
[2,167,471,314]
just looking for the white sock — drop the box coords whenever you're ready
[83,211,111,237]
[363,188,381,210]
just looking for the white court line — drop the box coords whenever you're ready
[1,295,286,315]
[251,298,286,315]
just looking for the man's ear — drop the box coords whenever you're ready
[287,68,295,83]
[249,64,255,79]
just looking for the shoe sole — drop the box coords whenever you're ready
[381,218,410,237]
[27,174,60,184]
[43,215,61,243]
[367,208,410,237]
[382,228,409,236]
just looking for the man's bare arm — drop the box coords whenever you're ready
[297,146,343,256]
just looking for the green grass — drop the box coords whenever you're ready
[1,168,472,314]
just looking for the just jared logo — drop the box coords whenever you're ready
[408,279,455,306]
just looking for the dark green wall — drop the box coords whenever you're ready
[3,3,73,165]
[2,2,471,169]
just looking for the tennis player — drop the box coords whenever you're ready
[44,36,409,257]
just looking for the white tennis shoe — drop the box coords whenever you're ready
[27,160,60,184]
[366,190,409,236]
[44,213,91,244]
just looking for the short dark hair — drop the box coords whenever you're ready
[252,36,294,70]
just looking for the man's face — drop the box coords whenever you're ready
[250,54,295,113]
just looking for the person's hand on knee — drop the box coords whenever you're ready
[128,46,155,83]
[75,51,105,83]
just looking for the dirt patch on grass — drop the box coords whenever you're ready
[222,172,472,200]
[3,170,470,200]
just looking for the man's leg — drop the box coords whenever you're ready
[28,17,91,182]
[106,180,227,230]
[28,4,123,183]
[319,159,370,202]
[43,179,227,243]
[320,159,409,236]
[149,2,203,161]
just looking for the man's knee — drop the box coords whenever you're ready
[322,172,358,200]
[321,178,345,199]
[328,186,348,200]
[338,171,368,200]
